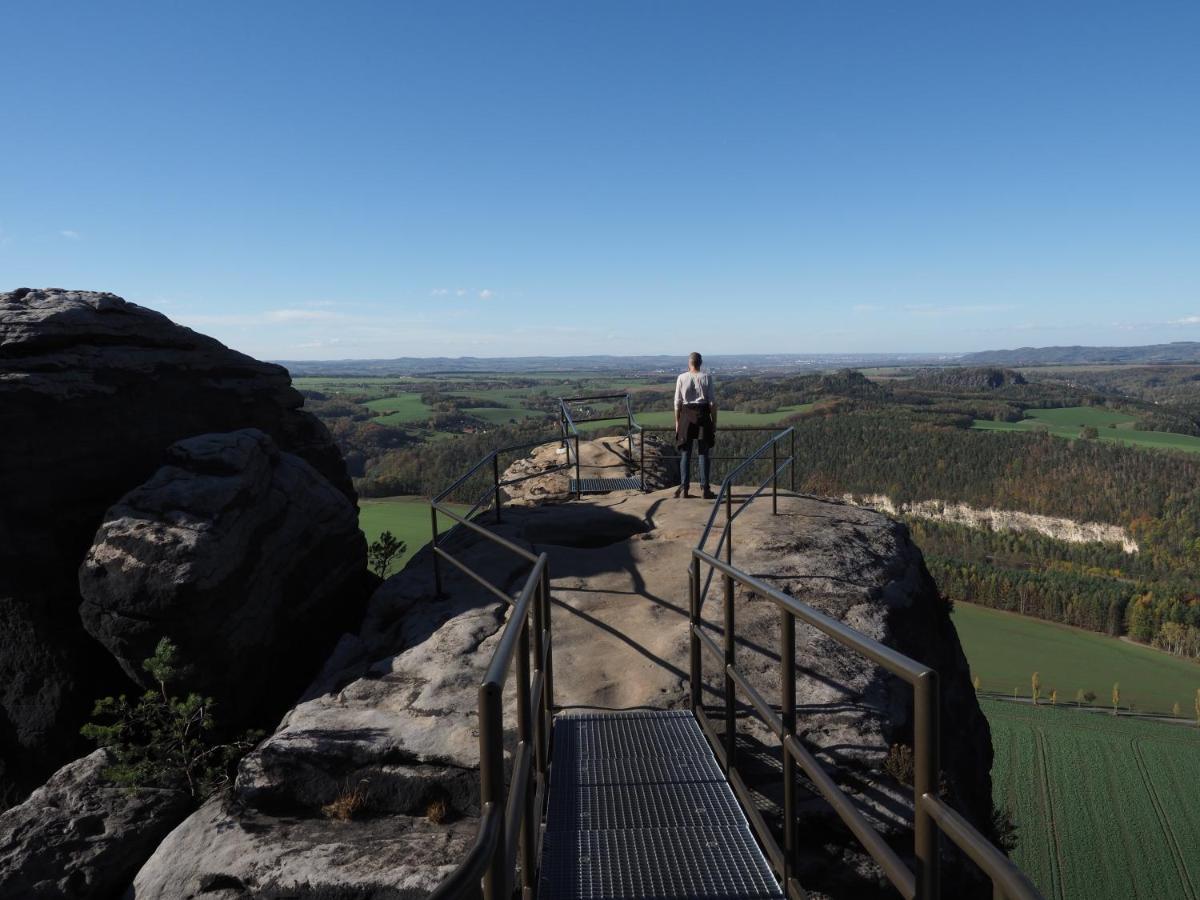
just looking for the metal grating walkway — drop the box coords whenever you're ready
[540,710,784,900]
[570,476,643,494]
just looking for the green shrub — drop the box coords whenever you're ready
[81,638,262,801]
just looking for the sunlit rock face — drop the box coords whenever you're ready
[132,455,993,899]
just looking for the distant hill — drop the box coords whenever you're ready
[961,342,1200,366]
[277,352,956,377]
[905,367,1027,390]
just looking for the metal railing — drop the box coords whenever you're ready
[686,429,1041,900]
[558,393,645,493]
[642,424,798,496]
[429,429,579,596]
[428,496,556,900]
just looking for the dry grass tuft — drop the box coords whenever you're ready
[321,779,370,822]
[426,795,450,824]
[884,743,914,786]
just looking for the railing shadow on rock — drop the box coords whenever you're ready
[427,498,555,900]
[686,428,1042,900]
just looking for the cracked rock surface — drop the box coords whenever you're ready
[79,428,369,725]
[133,449,991,898]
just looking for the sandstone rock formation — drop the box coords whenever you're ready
[0,749,190,898]
[79,429,369,722]
[844,493,1137,552]
[133,456,993,898]
[500,431,677,503]
[0,287,356,805]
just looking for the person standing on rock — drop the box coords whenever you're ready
[674,351,717,499]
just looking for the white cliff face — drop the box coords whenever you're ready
[842,494,1139,554]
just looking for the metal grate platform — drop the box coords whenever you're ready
[570,476,644,493]
[540,710,784,899]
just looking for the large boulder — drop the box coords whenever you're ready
[0,749,190,898]
[79,429,369,724]
[0,288,355,805]
[133,474,995,898]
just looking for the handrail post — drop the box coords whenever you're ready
[431,505,443,598]
[492,452,502,524]
[540,563,555,720]
[690,555,702,711]
[723,489,736,771]
[479,682,505,900]
[531,572,548,779]
[640,427,646,492]
[772,436,778,515]
[516,616,535,897]
[915,669,941,900]
[574,433,582,499]
[790,429,796,493]
[781,608,796,886]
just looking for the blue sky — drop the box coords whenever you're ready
[2,2,1198,360]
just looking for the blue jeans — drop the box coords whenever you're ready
[679,442,711,490]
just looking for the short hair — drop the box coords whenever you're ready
[688,351,702,368]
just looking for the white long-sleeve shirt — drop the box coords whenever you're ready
[674,370,715,409]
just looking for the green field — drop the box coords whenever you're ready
[358,496,469,570]
[364,393,435,422]
[589,403,816,431]
[463,406,549,424]
[953,602,1200,716]
[973,406,1200,454]
[986,698,1200,899]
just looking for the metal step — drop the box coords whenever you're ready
[540,710,784,899]
[569,476,643,493]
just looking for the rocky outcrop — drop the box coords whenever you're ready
[0,288,356,804]
[500,432,677,503]
[79,429,369,723]
[0,750,190,898]
[134,465,993,898]
[131,795,476,900]
[844,493,1138,552]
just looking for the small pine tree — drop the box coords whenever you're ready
[81,638,261,801]
[368,530,407,579]
[1112,682,1121,717]
[1032,672,1042,706]
[1083,690,1097,705]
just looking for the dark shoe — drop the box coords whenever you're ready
[674,485,690,498]
[702,487,716,500]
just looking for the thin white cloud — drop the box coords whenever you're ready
[430,288,450,297]
[456,289,467,297]
[852,304,881,313]
[59,229,81,240]
[479,288,494,300]
[905,303,1015,317]
[265,309,339,322]
[1172,315,1200,325]
[178,308,341,327]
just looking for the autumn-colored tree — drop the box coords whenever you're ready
[972,675,981,693]
[1173,702,1182,718]
[1075,688,1086,706]
[1050,689,1058,706]
[1032,672,1042,706]
[1112,682,1121,716]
